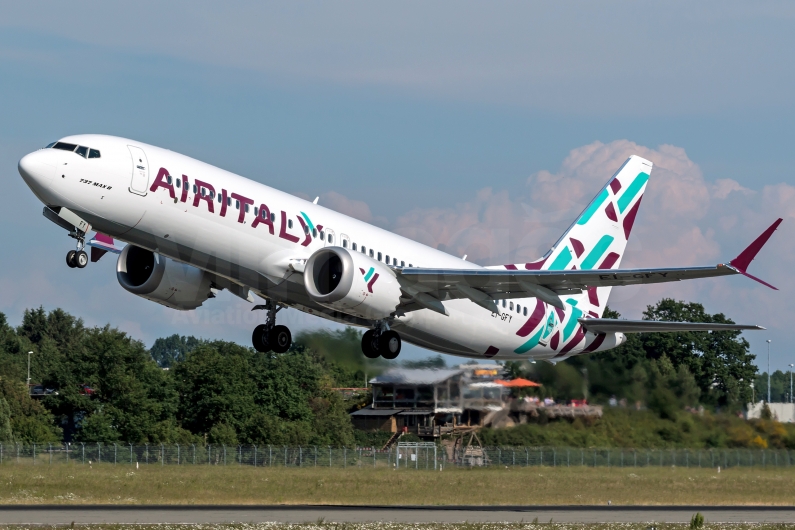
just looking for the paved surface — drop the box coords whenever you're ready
[0,505,794,524]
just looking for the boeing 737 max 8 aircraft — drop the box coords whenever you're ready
[17,135,781,361]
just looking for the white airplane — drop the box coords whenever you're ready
[18,135,780,362]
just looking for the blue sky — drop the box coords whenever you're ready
[2,2,795,369]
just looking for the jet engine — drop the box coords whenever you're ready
[304,246,402,320]
[116,245,214,310]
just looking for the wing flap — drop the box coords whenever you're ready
[578,318,764,334]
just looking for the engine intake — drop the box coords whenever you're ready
[116,245,214,310]
[304,247,401,320]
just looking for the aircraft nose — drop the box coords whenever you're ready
[18,151,55,190]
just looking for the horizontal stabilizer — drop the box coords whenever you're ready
[579,318,764,334]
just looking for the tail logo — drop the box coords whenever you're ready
[360,267,379,293]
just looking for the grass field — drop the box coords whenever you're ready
[0,522,795,530]
[0,464,792,505]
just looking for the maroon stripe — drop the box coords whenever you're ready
[505,264,518,270]
[622,195,643,240]
[549,331,560,350]
[560,327,585,354]
[605,202,618,222]
[554,306,565,321]
[484,346,499,358]
[583,333,607,353]
[525,258,547,270]
[610,178,622,194]
[516,298,546,337]
[570,238,584,258]
[588,287,599,307]
[367,273,379,293]
[598,252,620,270]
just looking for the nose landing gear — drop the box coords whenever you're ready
[361,324,401,360]
[251,301,292,354]
[66,231,88,269]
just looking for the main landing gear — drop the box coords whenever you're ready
[251,300,292,354]
[65,228,88,269]
[361,323,401,360]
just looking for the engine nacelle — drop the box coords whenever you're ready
[116,245,214,310]
[304,246,402,320]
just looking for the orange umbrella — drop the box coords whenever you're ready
[495,378,542,387]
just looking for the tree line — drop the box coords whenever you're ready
[0,298,772,446]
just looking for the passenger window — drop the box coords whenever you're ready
[288,219,293,229]
[88,149,101,159]
[75,146,88,158]
[245,204,250,213]
[236,200,240,210]
[328,233,333,244]
[502,300,506,308]
[509,302,514,311]
[227,197,232,206]
[271,213,275,222]
[210,190,215,199]
[393,258,398,266]
[400,261,405,267]
[166,175,173,185]
[377,252,382,261]
[254,207,259,216]
[303,224,309,234]
[516,304,521,313]
[342,240,348,248]
[352,243,357,251]
[369,249,374,258]
[409,263,413,267]
[176,178,181,188]
[201,188,206,197]
[313,228,318,238]
[193,185,198,194]
[320,231,325,240]
[386,255,390,264]
[217,194,222,203]
[523,307,527,316]
[361,246,366,254]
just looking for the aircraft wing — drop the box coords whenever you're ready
[395,218,781,314]
[578,319,764,334]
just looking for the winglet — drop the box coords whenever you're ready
[87,233,122,263]
[728,218,782,290]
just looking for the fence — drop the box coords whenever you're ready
[1,444,794,469]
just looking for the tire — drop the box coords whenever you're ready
[252,324,270,352]
[362,330,380,359]
[75,250,88,268]
[269,325,292,353]
[66,250,77,268]
[379,330,401,360]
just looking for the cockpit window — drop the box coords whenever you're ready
[45,142,56,149]
[88,149,101,159]
[75,146,88,158]
[52,142,78,151]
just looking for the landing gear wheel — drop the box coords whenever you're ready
[75,250,88,269]
[252,324,270,352]
[362,330,380,359]
[269,325,292,353]
[66,250,77,268]
[379,330,401,360]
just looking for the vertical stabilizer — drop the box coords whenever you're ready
[505,155,653,317]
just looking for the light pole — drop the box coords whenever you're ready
[27,351,32,387]
[789,364,794,404]
[766,339,772,403]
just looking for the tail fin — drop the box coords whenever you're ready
[504,155,653,316]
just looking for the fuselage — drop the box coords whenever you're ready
[18,134,621,360]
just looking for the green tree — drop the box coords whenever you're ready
[149,334,203,368]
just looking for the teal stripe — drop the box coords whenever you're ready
[580,235,614,269]
[617,172,649,213]
[514,326,545,354]
[300,212,315,232]
[364,267,374,282]
[548,247,573,270]
[562,305,583,342]
[577,189,609,225]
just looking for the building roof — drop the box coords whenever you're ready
[350,407,401,417]
[369,368,464,385]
